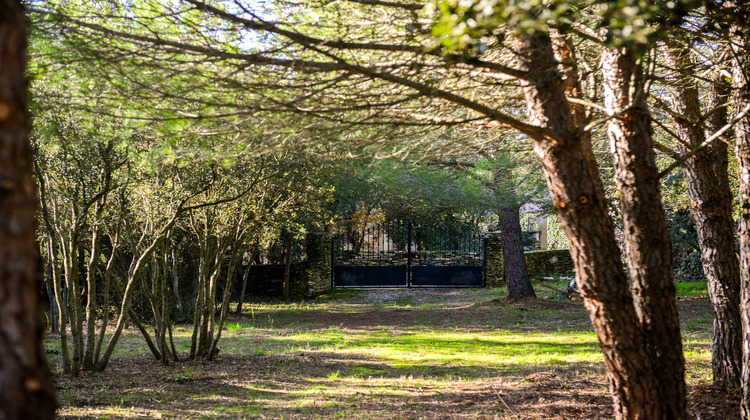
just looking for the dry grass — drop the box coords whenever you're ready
[48,287,738,419]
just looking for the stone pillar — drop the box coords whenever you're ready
[303,226,332,297]
[484,232,504,287]
[537,215,548,250]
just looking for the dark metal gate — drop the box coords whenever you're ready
[332,221,484,288]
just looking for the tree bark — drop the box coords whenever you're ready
[0,1,57,417]
[498,207,535,299]
[82,223,102,370]
[731,13,750,417]
[514,32,684,418]
[662,42,742,388]
[601,47,686,418]
[44,252,59,335]
[235,260,252,315]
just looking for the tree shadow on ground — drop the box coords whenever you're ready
[54,350,736,419]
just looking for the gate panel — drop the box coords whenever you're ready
[410,267,483,287]
[334,266,408,288]
[332,220,484,288]
[332,220,410,288]
[409,223,484,288]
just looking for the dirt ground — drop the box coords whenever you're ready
[50,290,739,419]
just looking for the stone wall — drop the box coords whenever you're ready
[524,249,575,278]
[302,229,332,296]
[484,232,574,286]
[484,233,504,287]
[235,228,332,299]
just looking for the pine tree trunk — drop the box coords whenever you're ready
[498,207,535,299]
[601,47,686,418]
[731,16,750,418]
[0,1,57,416]
[514,32,683,418]
[662,43,742,388]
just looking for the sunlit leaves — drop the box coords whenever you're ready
[427,0,702,52]
[427,0,575,51]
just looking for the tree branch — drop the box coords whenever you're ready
[659,103,750,178]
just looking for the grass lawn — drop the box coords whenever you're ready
[48,281,737,419]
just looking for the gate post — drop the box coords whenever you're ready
[303,225,332,297]
[484,231,504,287]
[407,222,412,288]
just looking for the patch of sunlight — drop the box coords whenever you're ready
[58,407,160,419]
[255,329,602,369]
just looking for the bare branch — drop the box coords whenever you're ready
[659,103,750,178]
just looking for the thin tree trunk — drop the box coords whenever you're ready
[62,234,83,376]
[189,240,207,359]
[171,248,184,320]
[168,317,179,361]
[82,224,102,369]
[142,252,166,363]
[45,249,59,334]
[235,257,252,315]
[0,1,57,416]
[203,252,221,355]
[200,243,225,357]
[208,251,241,360]
[498,207,535,299]
[662,42,742,388]
[94,230,118,366]
[282,232,292,302]
[159,249,170,364]
[48,236,70,373]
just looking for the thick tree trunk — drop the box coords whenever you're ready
[601,47,686,418]
[497,207,535,299]
[732,17,750,418]
[0,1,57,417]
[663,43,742,388]
[515,33,685,418]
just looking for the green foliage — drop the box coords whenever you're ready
[427,0,702,53]
[661,173,704,282]
[332,158,486,230]
[428,0,576,51]
[471,148,548,213]
[595,0,701,46]
[667,208,703,282]
[545,215,569,250]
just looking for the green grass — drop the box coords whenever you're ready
[675,281,708,298]
[49,287,718,419]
